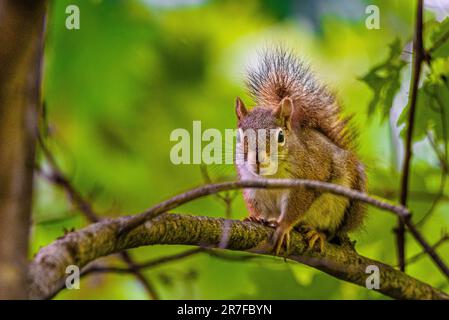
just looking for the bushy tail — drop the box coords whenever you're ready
[245,46,355,150]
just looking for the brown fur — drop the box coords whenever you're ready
[236,47,366,249]
[246,47,356,151]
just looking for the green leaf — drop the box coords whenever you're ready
[398,57,449,144]
[360,38,407,120]
[428,17,449,59]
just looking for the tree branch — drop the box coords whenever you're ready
[114,178,449,280]
[404,232,449,266]
[397,0,424,272]
[117,179,410,236]
[28,213,449,300]
[83,248,204,275]
[375,189,448,202]
[83,247,259,276]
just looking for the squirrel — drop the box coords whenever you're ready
[234,47,366,255]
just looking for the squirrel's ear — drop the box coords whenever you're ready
[273,97,294,128]
[235,97,248,120]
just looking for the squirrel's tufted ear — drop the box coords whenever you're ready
[272,97,294,128]
[235,97,248,120]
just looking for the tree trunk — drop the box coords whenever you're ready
[0,0,47,299]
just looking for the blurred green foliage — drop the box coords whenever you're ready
[34,0,449,299]
[360,38,406,119]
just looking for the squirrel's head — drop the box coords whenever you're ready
[234,96,301,178]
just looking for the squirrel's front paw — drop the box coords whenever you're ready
[271,226,291,257]
[244,215,262,224]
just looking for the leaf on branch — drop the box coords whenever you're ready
[359,38,407,120]
[399,57,449,144]
[428,17,449,58]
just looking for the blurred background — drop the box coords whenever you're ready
[34,0,449,299]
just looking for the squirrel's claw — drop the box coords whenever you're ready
[246,217,289,257]
[244,215,262,223]
[306,230,326,252]
[245,216,279,228]
[272,227,291,258]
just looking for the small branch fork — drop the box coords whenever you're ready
[403,231,449,266]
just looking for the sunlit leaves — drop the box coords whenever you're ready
[393,17,449,148]
[397,57,449,147]
[360,38,407,120]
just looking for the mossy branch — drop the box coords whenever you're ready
[29,213,449,300]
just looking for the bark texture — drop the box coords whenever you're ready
[28,213,449,300]
[0,0,47,299]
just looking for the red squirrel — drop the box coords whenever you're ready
[235,47,366,255]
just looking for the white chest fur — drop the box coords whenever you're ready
[245,188,289,221]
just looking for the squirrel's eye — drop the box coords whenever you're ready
[277,129,285,145]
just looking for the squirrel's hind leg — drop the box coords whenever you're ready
[295,224,327,252]
[305,229,326,252]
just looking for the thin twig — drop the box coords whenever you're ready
[83,247,260,276]
[404,232,449,266]
[416,84,449,226]
[415,132,448,226]
[427,131,448,172]
[116,251,159,297]
[200,165,238,219]
[405,220,449,278]
[84,248,203,275]
[416,167,447,227]
[37,136,98,222]
[116,177,449,280]
[118,179,411,236]
[397,0,424,272]
[375,189,448,202]
[36,137,159,300]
